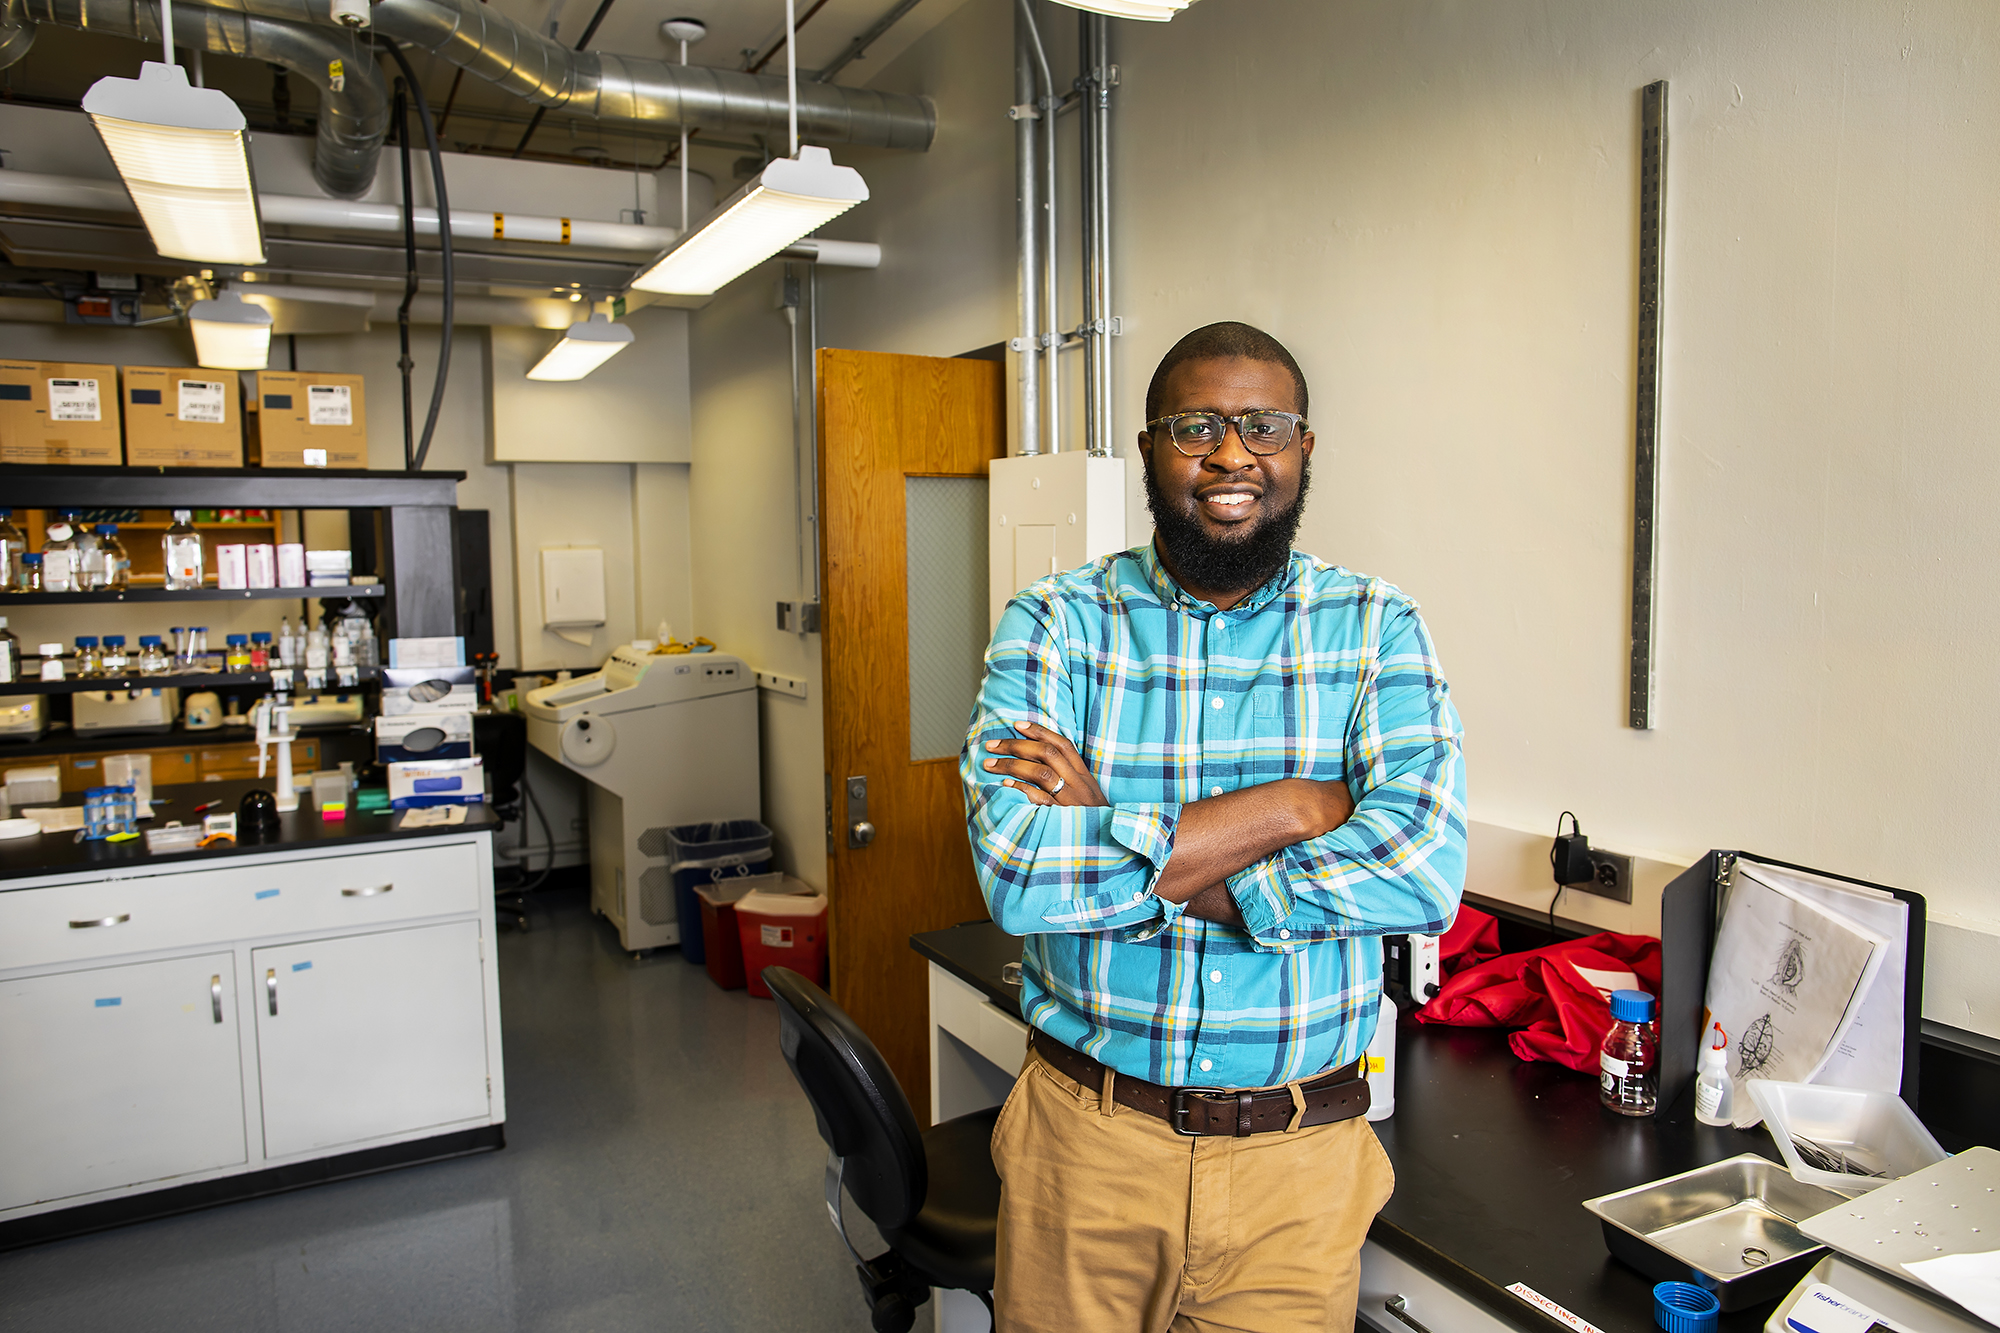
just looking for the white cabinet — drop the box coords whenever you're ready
[0,832,503,1229]
[0,952,245,1211]
[253,921,492,1159]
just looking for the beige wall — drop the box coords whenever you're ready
[688,0,2000,1035]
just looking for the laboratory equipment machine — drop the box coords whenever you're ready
[525,647,759,953]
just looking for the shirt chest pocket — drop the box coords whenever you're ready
[1249,686,1351,778]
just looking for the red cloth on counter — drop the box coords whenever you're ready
[1438,904,1502,975]
[1415,920,1662,1074]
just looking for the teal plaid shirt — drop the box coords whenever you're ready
[961,544,1468,1089]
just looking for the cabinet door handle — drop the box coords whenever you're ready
[266,968,278,1017]
[211,975,223,1024]
[1383,1297,1436,1333]
[69,913,131,929]
[340,883,394,897]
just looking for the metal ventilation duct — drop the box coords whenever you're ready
[0,0,389,199]
[194,0,936,151]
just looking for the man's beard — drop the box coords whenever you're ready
[1144,455,1311,599]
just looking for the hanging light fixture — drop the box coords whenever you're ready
[83,60,266,265]
[527,312,636,381]
[629,145,867,297]
[1050,0,1199,18]
[188,289,274,369]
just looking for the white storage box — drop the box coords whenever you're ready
[3,763,60,805]
[374,711,475,762]
[387,757,485,809]
[380,666,478,716]
[1746,1079,1948,1194]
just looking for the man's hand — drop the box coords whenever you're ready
[982,721,1109,807]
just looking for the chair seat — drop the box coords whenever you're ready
[880,1104,1002,1293]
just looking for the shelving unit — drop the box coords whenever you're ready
[5,668,382,695]
[5,585,386,606]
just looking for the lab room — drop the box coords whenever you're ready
[2,0,1997,1330]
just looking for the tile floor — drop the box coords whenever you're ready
[0,880,881,1332]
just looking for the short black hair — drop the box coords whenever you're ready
[1144,321,1309,424]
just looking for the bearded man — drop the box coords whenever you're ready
[959,321,1468,1332]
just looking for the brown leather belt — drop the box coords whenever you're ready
[1028,1029,1370,1137]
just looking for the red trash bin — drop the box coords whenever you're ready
[737,890,828,998]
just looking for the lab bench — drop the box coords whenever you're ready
[912,921,1784,1333]
[0,777,505,1250]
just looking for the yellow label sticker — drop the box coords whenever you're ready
[1365,1056,1386,1073]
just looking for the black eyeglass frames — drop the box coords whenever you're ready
[1143,409,1307,457]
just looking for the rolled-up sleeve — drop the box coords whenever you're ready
[961,593,1185,937]
[1226,600,1467,953]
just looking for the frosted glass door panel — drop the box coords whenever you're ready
[906,476,990,762]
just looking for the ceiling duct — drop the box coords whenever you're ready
[189,0,936,151]
[0,0,389,199]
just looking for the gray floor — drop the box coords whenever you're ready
[0,881,880,1333]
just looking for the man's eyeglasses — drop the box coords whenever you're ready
[1145,410,1307,457]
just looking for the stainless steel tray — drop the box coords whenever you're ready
[1800,1146,2000,1301]
[1584,1154,1852,1311]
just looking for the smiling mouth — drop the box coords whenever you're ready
[1197,490,1261,520]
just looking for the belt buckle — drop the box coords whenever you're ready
[1170,1086,1228,1137]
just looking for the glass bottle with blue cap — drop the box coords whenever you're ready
[1600,988,1659,1116]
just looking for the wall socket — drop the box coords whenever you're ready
[1578,849,1633,903]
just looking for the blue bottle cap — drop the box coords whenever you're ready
[103,635,124,646]
[22,552,40,564]
[226,634,248,645]
[1653,1281,1719,1333]
[251,631,272,643]
[1610,989,1656,1023]
[75,635,98,648]
[140,636,163,646]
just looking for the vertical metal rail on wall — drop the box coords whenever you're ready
[1629,79,1668,730]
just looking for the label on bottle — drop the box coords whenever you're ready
[47,378,100,421]
[42,550,72,591]
[1696,1080,1722,1118]
[1599,1053,1630,1079]
[0,638,13,684]
[177,380,227,423]
[307,384,352,426]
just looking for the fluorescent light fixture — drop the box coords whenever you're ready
[527,312,636,381]
[630,146,867,297]
[188,290,273,370]
[1050,0,1198,17]
[82,61,265,265]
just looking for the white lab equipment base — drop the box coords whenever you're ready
[525,649,760,954]
[988,452,1127,632]
[0,832,505,1228]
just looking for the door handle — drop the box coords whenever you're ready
[211,974,223,1024]
[340,883,394,897]
[1383,1296,1436,1333]
[69,913,130,929]
[845,775,872,850]
[266,967,278,1017]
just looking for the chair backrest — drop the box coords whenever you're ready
[764,966,928,1232]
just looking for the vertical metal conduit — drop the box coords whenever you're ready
[1087,12,1112,457]
[1013,1,1041,457]
[1017,0,1059,454]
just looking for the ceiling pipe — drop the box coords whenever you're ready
[0,169,884,265]
[1,0,388,199]
[191,0,936,150]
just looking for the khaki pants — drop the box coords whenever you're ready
[991,1048,1395,1333]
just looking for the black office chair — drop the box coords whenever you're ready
[472,709,533,931]
[764,966,1000,1333]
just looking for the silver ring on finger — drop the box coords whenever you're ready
[1048,778,1066,795]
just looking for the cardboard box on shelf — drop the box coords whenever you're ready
[248,370,367,468]
[0,360,122,465]
[121,365,244,467]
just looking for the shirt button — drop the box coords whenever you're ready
[1211,697,1224,710]
[1133,891,1146,901]
[1199,1059,1214,1072]
[1279,929,1291,940]
[1209,969,1222,983]
[1210,785,1223,797]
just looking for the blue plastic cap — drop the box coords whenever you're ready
[103,635,124,646]
[75,636,98,648]
[1611,989,1656,1023]
[1653,1281,1719,1333]
[139,636,162,646]
[95,524,116,534]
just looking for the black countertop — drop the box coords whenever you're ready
[0,777,497,882]
[912,921,1783,1333]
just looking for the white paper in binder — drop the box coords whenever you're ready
[541,547,606,646]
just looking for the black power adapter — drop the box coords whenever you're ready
[1550,811,1595,887]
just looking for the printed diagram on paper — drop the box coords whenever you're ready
[1703,859,1906,1127]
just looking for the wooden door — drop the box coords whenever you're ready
[819,349,1005,1118]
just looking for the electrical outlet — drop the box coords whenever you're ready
[1580,849,1633,903]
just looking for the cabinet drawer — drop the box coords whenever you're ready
[0,841,484,971]
[196,740,318,781]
